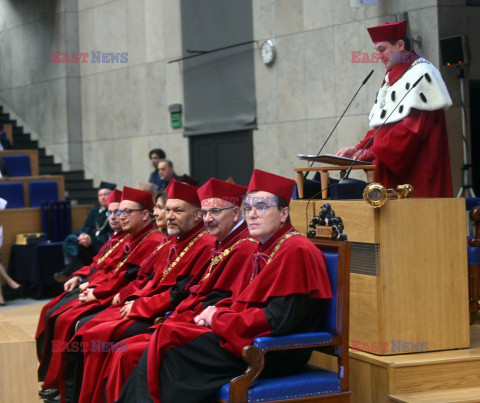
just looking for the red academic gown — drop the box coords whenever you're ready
[70,223,214,402]
[117,223,332,403]
[99,223,258,403]
[36,231,127,342]
[356,61,453,197]
[40,223,163,390]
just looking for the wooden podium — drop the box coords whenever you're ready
[290,198,470,355]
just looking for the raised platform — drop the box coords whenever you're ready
[349,324,480,402]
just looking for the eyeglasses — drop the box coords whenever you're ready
[115,209,145,217]
[200,207,234,217]
[242,205,277,217]
[106,209,119,217]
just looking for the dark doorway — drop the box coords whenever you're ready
[470,80,480,195]
[189,130,253,187]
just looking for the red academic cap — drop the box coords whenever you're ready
[367,20,407,43]
[107,189,122,205]
[247,169,295,203]
[197,178,247,207]
[121,186,154,210]
[165,179,200,206]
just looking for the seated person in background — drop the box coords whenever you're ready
[148,148,166,186]
[117,169,333,403]
[54,181,116,282]
[157,159,178,191]
[336,19,453,197]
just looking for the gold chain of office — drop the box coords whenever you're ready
[94,234,129,266]
[160,230,209,281]
[203,237,258,281]
[114,228,159,273]
[250,231,302,283]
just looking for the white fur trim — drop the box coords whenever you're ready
[369,58,452,128]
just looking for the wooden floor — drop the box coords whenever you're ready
[1,302,480,402]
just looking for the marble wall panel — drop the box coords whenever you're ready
[78,0,118,13]
[145,0,166,63]
[252,0,275,41]
[333,20,372,117]
[145,61,168,135]
[303,0,334,31]
[276,33,306,122]
[304,27,336,120]
[162,0,182,60]
[274,0,304,37]
[126,0,146,66]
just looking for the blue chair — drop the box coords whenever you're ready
[1,155,31,176]
[468,205,480,323]
[218,239,351,403]
[0,182,25,208]
[29,181,59,207]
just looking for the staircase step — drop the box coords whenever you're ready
[390,387,480,402]
[65,179,94,191]
[67,188,99,199]
[68,196,99,206]
[39,164,63,175]
[39,155,55,165]
[63,171,86,181]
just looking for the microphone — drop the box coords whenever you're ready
[304,69,374,179]
[340,74,425,183]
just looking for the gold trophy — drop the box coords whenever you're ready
[363,183,414,208]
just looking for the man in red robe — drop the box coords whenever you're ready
[337,19,453,197]
[36,189,126,400]
[116,169,333,403]
[39,187,164,401]
[59,180,216,402]
[88,178,259,403]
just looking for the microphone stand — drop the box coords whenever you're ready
[340,74,425,183]
[304,69,374,179]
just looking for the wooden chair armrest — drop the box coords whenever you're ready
[470,207,480,247]
[228,345,265,403]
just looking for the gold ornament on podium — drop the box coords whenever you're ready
[363,183,413,208]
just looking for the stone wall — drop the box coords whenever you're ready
[0,0,474,192]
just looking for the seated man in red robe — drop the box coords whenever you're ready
[36,189,126,400]
[58,180,216,402]
[116,169,333,403]
[84,178,259,403]
[337,19,453,197]
[38,187,164,401]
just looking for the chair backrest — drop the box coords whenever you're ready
[322,251,339,335]
[0,182,26,208]
[314,239,350,340]
[1,155,31,176]
[29,181,59,207]
[41,200,72,241]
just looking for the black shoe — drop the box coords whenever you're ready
[54,271,70,283]
[39,389,59,399]
[2,284,25,300]
[45,395,61,403]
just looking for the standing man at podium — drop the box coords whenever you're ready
[337,20,453,197]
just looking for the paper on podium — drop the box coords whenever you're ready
[297,153,373,166]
